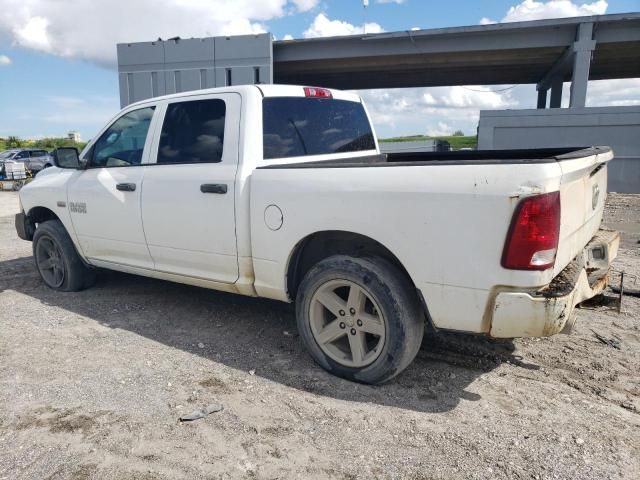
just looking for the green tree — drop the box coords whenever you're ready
[6,136,23,148]
[452,130,465,136]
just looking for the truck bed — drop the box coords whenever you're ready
[258,146,611,168]
[251,144,613,334]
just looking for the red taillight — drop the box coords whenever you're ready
[501,191,561,271]
[304,87,332,98]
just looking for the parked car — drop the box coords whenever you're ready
[15,85,619,384]
[0,149,53,172]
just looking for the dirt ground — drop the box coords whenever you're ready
[0,191,638,480]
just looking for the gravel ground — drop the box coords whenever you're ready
[0,191,638,480]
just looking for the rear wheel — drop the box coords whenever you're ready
[33,220,95,291]
[296,255,424,384]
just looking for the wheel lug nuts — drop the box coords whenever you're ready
[349,308,356,315]
[357,319,363,327]
[339,310,345,316]
[339,322,346,329]
[350,328,356,335]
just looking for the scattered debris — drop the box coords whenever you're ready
[197,342,205,349]
[610,284,640,298]
[179,403,224,422]
[248,369,256,376]
[591,330,621,350]
[618,271,624,313]
[621,401,636,412]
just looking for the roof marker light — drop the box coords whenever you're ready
[304,87,332,98]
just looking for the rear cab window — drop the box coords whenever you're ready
[262,96,376,161]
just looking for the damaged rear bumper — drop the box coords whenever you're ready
[489,228,620,338]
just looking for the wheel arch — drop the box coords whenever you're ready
[27,206,61,224]
[286,230,415,302]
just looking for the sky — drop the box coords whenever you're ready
[0,0,639,140]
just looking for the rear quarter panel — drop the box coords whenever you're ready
[250,161,564,333]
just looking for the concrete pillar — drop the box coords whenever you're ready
[537,89,548,109]
[550,79,563,108]
[569,22,595,108]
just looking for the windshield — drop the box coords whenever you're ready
[0,151,16,159]
[262,97,376,160]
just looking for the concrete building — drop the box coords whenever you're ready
[117,13,640,192]
[67,131,81,142]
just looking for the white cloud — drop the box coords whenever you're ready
[376,0,406,4]
[357,85,521,138]
[303,13,384,38]
[13,16,52,51]
[439,86,514,109]
[586,79,640,107]
[360,77,640,138]
[481,0,608,24]
[291,0,320,11]
[0,54,11,66]
[0,1,316,66]
[427,121,454,137]
[282,34,295,40]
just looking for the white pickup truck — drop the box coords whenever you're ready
[16,85,619,384]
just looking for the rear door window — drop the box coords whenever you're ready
[262,97,375,160]
[157,99,226,164]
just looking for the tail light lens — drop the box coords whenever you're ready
[304,87,332,98]
[502,191,561,271]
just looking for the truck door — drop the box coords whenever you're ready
[141,93,240,283]
[66,106,157,269]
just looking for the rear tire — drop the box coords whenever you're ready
[296,255,424,384]
[33,220,95,292]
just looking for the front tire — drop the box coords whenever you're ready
[33,220,95,291]
[296,255,424,384]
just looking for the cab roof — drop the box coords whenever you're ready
[127,84,362,109]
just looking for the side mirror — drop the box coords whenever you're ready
[52,147,82,169]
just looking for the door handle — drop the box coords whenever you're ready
[116,183,136,192]
[200,183,228,194]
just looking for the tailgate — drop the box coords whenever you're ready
[553,147,613,275]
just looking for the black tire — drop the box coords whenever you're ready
[296,255,425,384]
[32,220,95,292]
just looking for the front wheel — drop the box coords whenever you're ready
[33,220,96,291]
[296,255,425,384]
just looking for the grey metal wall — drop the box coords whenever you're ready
[379,140,450,153]
[117,34,272,107]
[478,106,640,193]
